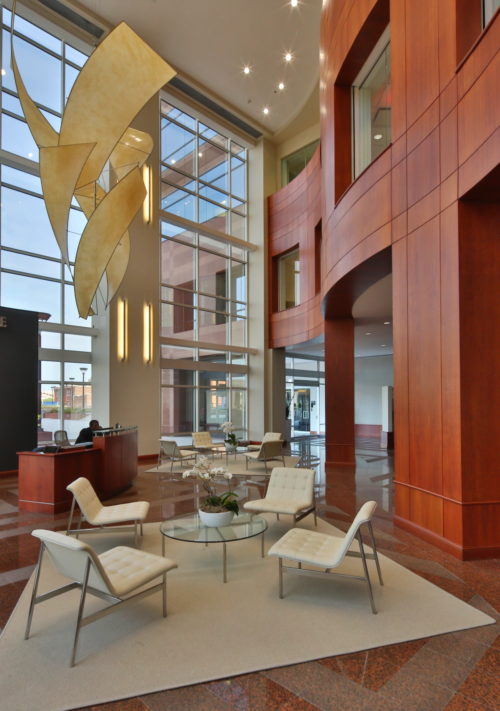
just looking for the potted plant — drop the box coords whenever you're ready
[221,421,238,451]
[182,456,239,527]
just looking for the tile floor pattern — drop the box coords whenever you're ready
[0,438,498,711]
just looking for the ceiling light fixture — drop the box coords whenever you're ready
[284,52,293,62]
[198,152,203,158]
[243,65,251,75]
[278,82,285,90]
[373,133,383,140]
[290,0,298,6]
[384,321,391,325]
[365,332,372,335]
[170,158,176,164]
[263,106,269,115]
[381,344,387,347]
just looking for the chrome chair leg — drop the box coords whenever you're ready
[358,532,377,614]
[368,521,384,585]
[70,558,91,667]
[67,498,76,535]
[162,572,167,617]
[24,544,44,640]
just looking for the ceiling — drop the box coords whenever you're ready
[287,274,393,359]
[75,0,323,137]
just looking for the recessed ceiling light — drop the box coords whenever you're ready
[278,82,285,91]
[198,152,203,158]
[170,159,176,164]
[290,0,298,6]
[384,321,391,325]
[284,52,293,62]
[243,65,251,75]
[263,106,269,115]
[373,133,383,140]
[381,344,387,347]
[365,332,372,335]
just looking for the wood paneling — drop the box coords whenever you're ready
[458,201,500,502]
[325,318,355,465]
[405,0,440,127]
[407,219,443,494]
[18,430,138,513]
[266,0,500,557]
[268,148,322,349]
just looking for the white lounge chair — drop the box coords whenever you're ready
[66,477,149,545]
[244,467,316,525]
[25,529,177,666]
[268,501,383,613]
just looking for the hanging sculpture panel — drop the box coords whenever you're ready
[12,18,175,317]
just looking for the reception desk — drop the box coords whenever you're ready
[18,427,138,513]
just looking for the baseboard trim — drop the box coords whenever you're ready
[394,515,500,560]
[138,454,158,463]
[0,469,18,478]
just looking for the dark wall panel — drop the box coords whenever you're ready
[0,307,38,470]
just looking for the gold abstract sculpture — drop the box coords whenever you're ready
[12,20,175,317]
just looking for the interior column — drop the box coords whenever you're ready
[324,316,355,465]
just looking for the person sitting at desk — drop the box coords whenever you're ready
[75,419,101,444]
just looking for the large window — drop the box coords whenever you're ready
[352,27,391,179]
[159,98,249,439]
[483,0,500,25]
[160,100,247,240]
[277,248,300,311]
[281,140,319,187]
[0,6,93,443]
[285,355,325,436]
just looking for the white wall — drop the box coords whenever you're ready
[355,355,393,425]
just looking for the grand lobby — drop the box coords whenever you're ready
[0,1,499,710]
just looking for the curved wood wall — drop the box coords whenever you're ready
[268,148,323,348]
[267,0,500,558]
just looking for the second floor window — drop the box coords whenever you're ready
[278,249,300,311]
[352,27,391,179]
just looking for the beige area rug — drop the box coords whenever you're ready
[0,516,494,711]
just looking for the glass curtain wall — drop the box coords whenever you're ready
[159,99,249,441]
[0,6,93,443]
[285,355,325,436]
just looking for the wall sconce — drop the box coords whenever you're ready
[143,302,153,363]
[117,298,128,361]
[142,164,152,224]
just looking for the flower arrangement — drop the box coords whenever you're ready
[221,421,238,447]
[182,456,239,514]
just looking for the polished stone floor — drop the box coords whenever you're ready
[0,438,498,711]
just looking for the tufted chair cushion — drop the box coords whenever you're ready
[32,529,177,597]
[66,477,150,525]
[67,477,102,520]
[268,501,378,568]
[244,467,314,515]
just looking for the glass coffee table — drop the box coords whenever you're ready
[160,513,267,583]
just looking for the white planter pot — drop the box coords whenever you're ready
[198,509,234,527]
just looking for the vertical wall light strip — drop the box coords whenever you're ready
[117,298,128,361]
[142,164,152,224]
[143,302,153,363]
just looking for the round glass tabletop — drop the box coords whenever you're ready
[159,512,267,544]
